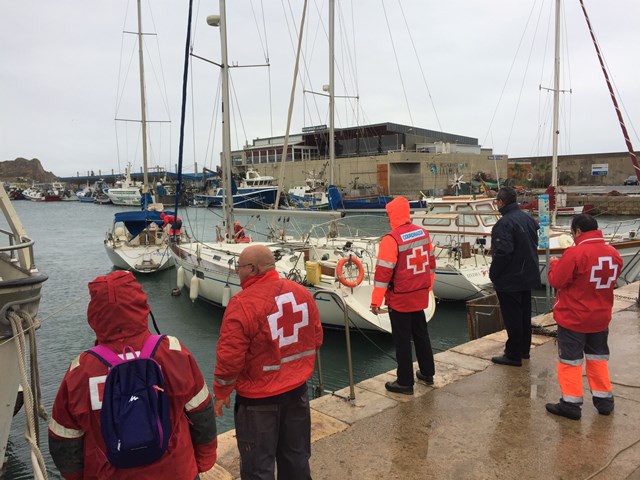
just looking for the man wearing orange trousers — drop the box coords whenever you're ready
[546,214,622,420]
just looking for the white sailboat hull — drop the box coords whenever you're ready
[104,242,174,273]
[104,219,175,273]
[171,240,439,333]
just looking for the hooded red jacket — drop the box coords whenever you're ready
[371,197,436,312]
[548,229,622,333]
[48,271,217,479]
[214,270,323,400]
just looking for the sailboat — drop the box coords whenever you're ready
[103,0,174,274]
[168,0,437,333]
[0,186,48,478]
[410,0,640,288]
[535,0,640,285]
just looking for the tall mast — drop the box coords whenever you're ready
[328,0,335,185]
[218,0,234,240]
[136,0,149,194]
[550,0,561,226]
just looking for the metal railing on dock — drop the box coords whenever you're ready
[313,289,356,401]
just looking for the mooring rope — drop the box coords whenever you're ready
[8,310,48,480]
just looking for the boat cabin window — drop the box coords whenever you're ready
[455,206,478,227]
[421,205,452,226]
[477,204,498,226]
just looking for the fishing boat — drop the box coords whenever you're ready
[195,168,278,209]
[285,163,330,210]
[0,186,48,478]
[103,0,174,274]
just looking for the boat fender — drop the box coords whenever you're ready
[336,255,365,288]
[222,284,231,307]
[189,276,199,302]
[176,266,185,289]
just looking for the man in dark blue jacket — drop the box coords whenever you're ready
[489,186,541,367]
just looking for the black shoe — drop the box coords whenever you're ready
[491,355,522,367]
[546,402,581,420]
[385,381,414,395]
[596,402,614,416]
[416,371,434,385]
[522,353,530,360]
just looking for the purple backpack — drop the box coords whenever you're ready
[88,334,171,468]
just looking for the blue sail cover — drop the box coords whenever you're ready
[114,210,173,238]
[327,185,344,210]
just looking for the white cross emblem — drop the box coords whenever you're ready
[590,256,618,289]
[267,292,309,347]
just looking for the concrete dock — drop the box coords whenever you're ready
[203,283,640,480]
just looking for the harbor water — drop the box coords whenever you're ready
[3,201,471,479]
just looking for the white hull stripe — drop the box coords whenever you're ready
[186,383,210,411]
[263,349,316,371]
[49,418,84,439]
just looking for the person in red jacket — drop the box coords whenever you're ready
[160,211,182,242]
[546,214,622,420]
[370,196,436,395]
[48,271,217,479]
[214,245,323,479]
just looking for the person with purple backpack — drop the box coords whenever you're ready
[48,271,217,479]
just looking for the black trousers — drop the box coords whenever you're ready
[496,290,532,361]
[389,309,435,386]
[234,390,312,480]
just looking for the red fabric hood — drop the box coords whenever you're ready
[385,196,410,229]
[87,271,150,344]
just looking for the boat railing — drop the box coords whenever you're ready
[0,229,37,272]
[312,289,356,401]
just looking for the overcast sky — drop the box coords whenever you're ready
[2,0,639,179]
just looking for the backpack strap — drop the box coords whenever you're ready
[87,334,166,366]
[139,334,166,359]
[87,345,124,368]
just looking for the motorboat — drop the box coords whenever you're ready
[105,163,142,206]
[411,194,640,287]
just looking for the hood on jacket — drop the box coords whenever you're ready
[87,271,150,343]
[386,196,410,229]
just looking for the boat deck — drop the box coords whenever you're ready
[203,282,640,479]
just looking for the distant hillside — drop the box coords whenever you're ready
[0,158,57,183]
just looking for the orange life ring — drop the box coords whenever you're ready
[336,255,365,288]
